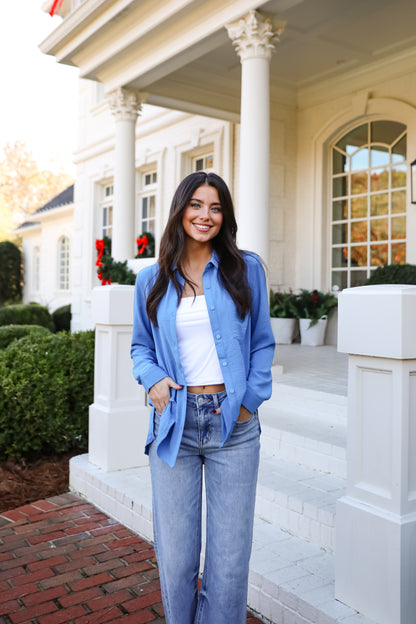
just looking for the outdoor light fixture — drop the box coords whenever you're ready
[411,159,416,204]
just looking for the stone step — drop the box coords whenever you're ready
[260,403,347,478]
[268,382,348,424]
[256,455,345,552]
[69,455,376,624]
[249,517,377,624]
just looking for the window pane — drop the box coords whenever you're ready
[370,146,389,168]
[333,149,347,174]
[392,135,406,162]
[351,245,367,266]
[350,270,367,287]
[149,195,155,217]
[331,270,348,290]
[332,247,347,268]
[391,216,406,240]
[351,172,367,194]
[351,148,369,171]
[332,199,348,220]
[371,120,405,144]
[391,164,406,188]
[370,168,389,191]
[332,223,347,244]
[336,124,367,152]
[351,221,367,243]
[333,176,347,198]
[370,193,388,216]
[351,196,367,218]
[391,242,406,264]
[392,190,406,214]
[205,155,214,169]
[370,243,388,266]
[142,197,148,218]
[370,218,388,241]
[195,158,204,171]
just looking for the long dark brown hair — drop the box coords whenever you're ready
[146,171,252,325]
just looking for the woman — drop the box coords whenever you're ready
[131,171,275,624]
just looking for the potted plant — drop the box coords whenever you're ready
[269,289,299,344]
[295,289,338,346]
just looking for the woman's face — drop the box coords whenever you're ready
[182,184,223,246]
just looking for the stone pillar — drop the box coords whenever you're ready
[336,284,416,624]
[89,285,150,471]
[226,11,284,262]
[109,88,142,261]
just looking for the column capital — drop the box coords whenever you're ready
[108,87,145,122]
[226,10,285,62]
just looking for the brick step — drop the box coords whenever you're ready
[255,455,345,552]
[259,403,347,478]
[70,455,376,624]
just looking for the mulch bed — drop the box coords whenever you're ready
[0,452,77,514]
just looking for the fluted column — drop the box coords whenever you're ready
[227,11,284,262]
[109,88,143,261]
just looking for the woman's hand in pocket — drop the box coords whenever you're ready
[149,377,182,414]
[237,405,252,422]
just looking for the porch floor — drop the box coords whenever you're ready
[274,344,348,396]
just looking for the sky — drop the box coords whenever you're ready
[0,1,79,176]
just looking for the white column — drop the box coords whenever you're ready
[109,88,142,261]
[336,284,416,624]
[88,285,150,471]
[226,11,284,262]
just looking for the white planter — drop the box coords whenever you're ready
[299,317,328,346]
[270,317,298,344]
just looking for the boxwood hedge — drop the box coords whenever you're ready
[0,324,51,350]
[0,330,94,461]
[0,303,55,332]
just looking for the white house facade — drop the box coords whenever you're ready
[16,184,73,312]
[40,0,416,333]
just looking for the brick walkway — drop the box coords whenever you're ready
[0,493,263,624]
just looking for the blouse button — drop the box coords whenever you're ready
[216,334,221,340]
[222,361,228,367]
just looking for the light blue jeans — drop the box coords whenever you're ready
[149,391,260,624]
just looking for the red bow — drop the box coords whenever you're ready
[95,239,111,285]
[136,235,149,255]
[49,0,63,16]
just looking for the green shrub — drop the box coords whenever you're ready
[52,304,71,332]
[0,330,94,461]
[0,324,51,350]
[0,241,22,306]
[269,290,298,318]
[365,263,416,285]
[0,303,55,331]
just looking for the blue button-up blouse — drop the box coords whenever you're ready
[130,250,275,467]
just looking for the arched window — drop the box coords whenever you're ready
[331,120,407,289]
[58,236,70,291]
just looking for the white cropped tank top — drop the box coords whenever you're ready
[175,295,224,386]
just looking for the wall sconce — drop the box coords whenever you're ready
[411,159,416,204]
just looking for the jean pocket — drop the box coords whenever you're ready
[235,409,258,427]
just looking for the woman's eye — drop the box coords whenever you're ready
[211,206,221,213]
[190,202,200,209]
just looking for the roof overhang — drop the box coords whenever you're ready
[40,0,416,116]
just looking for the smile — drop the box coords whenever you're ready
[193,223,211,231]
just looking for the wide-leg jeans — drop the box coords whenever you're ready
[149,391,260,624]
